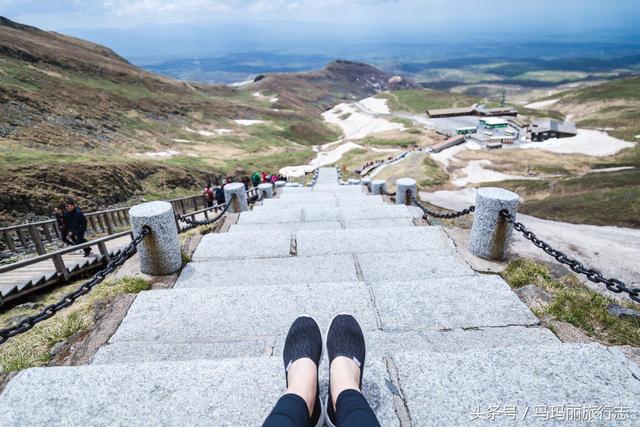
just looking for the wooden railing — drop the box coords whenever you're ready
[0,187,261,306]
[0,230,134,305]
[0,194,206,258]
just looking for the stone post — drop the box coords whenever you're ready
[396,178,417,205]
[257,183,274,199]
[468,187,520,261]
[274,180,286,188]
[371,179,386,195]
[224,182,249,213]
[361,177,372,192]
[129,201,182,275]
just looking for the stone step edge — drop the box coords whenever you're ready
[84,343,640,378]
[95,325,555,349]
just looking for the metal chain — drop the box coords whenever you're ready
[248,191,265,205]
[175,194,236,231]
[0,226,151,345]
[411,192,476,219]
[500,209,640,303]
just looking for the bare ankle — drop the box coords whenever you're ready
[330,356,361,409]
[286,358,317,416]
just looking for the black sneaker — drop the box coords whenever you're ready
[283,316,324,427]
[325,314,366,427]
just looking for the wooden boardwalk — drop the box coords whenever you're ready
[0,235,133,293]
[0,210,214,301]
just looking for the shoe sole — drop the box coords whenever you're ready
[296,315,325,427]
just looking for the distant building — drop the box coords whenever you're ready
[475,105,519,117]
[457,126,477,135]
[426,107,476,118]
[430,135,466,153]
[426,104,518,118]
[488,135,516,144]
[530,119,577,141]
[479,117,509,129]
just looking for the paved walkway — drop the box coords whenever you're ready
[1,168,639,425]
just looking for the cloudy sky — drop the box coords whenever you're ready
[3,0,639,31]
[2,0,640,59]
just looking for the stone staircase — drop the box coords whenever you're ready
[1,167,639,425]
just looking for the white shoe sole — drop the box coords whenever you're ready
[294,315,326,427]
[323,312,356,427]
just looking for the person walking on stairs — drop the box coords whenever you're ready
[202,183,215,208]
[53,203,74,246]
[262,314,380,427]
[64,198,91,257]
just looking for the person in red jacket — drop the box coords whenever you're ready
[202,184,215,208]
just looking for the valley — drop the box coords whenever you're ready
[1,16,639,234]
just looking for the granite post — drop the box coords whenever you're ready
[396,178,417,205]
[224,182,249,213]
[361,177,372,192]
[257,183,274,199]
[469,187,520,261]
[129,201,182,275]
[371,179,386,196]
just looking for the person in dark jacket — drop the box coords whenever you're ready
[65,198,92,257]
[53,203,74,246]
[214,185,226,205]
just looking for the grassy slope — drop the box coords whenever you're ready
[0,19,358,224]
[479,77,640,228]
[502,259,640,346]
[376,89,476,114]
[555,76,640,142]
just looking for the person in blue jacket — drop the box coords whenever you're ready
[64,198,92,257]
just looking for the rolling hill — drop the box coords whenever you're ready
[0,16,411,225]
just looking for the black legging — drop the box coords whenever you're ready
[72,231,91,255]
[262,389,380,427]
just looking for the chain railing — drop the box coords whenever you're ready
[248,191,265,205]
[0,225,152,345]
[175,194,236,232]
[500,209,640,303]
[411,193,476,219]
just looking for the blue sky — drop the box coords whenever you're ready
[2,0,639,32]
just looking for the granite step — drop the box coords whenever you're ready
[192,226,454,260]
[191,230,293,261]
[177,251,474,289]
[228,217,415,235]
[237,205,415,225]
[295,226,454,256]
[228,221,343,237]
[260,196,384,207]
[0,357,398,426]
[106,276,537,345]
[91,326,559,365]
[176,253,359,288]
[3,344,638,426]
[395,343,640,425]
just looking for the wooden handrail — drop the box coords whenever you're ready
[0,230,133,275]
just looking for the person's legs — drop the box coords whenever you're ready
[262,393,309,427]
[334,389,379,426]
[74,231,91,256]
[61,232,74,246]
[262,317,323,427]
[325,314,380,427]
